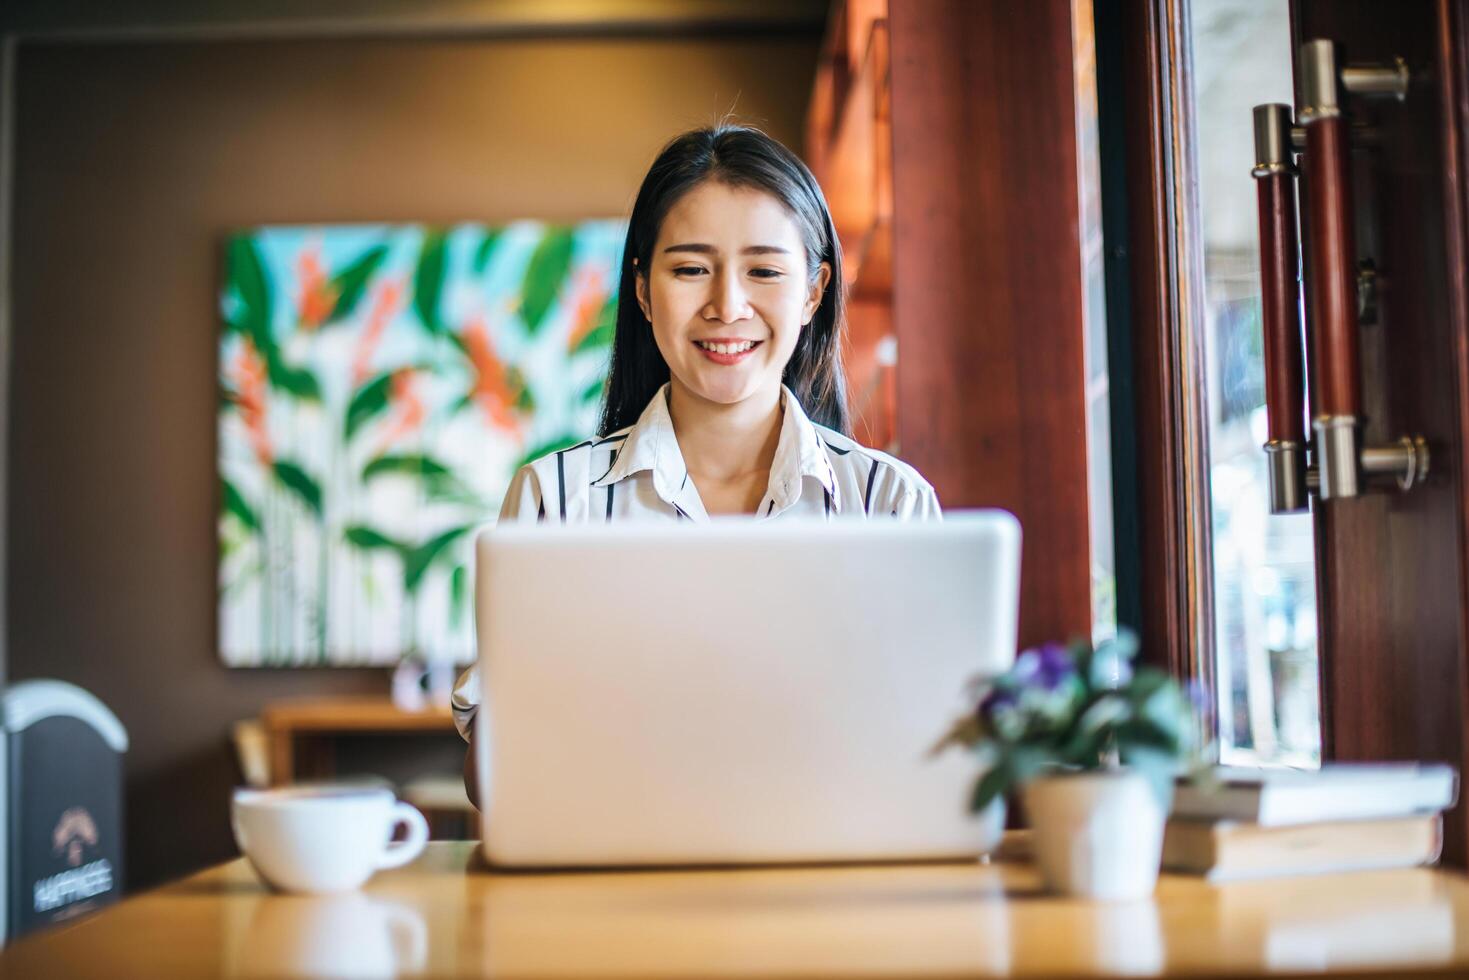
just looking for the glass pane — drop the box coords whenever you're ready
[1073,0,1116,641]
[1190,0,1321,766]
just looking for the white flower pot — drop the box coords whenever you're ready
[1022,768,1165,900]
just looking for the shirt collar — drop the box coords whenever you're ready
[768,385,842,514]
[592,383,840,515]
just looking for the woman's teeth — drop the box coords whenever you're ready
[696,340,757,354]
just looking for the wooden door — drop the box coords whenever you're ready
[1289,0,1469,866]
[1103,0,1469,866]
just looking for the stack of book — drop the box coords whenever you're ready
[1163,763,1459,882]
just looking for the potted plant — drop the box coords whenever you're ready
[933,630,1200,900]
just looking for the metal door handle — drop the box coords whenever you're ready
[1252,103,1307,513]
[1250,40,1428,512]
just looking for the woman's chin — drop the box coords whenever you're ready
[676,371,774,408]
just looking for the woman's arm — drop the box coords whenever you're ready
[460,462,542,809]
[463,720,482,810]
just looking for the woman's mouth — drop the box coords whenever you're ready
[693,339,762,364]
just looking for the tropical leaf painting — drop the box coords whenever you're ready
[218,222,624,666]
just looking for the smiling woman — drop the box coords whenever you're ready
[453,125,944,798]
[491,123,940,529]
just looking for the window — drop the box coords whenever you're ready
[1189,0,1320,766]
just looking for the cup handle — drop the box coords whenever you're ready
[376,802,430,870]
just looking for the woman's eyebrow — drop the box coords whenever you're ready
[662,243,790,256]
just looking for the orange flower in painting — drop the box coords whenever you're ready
[564,268,608,353]
[461,316,520,435]
[231,338,273,466]
[352,279,405,386]
[373,368,426,457]
[296,244,339,329]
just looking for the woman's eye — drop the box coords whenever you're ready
[750,269,784,280]
[673,266,707,277]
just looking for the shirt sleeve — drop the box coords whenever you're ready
[451,464,543,741]
[498,463,545,523]
[896,483,943,522]
[450,665,481,741]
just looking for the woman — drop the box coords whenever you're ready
[458,124,940,803]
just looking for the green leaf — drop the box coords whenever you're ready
[928,715,982,758]
[1115,718,1180,755]
[579,375,606,406]
[1008,744,1052,783]
[265,353,322,402]
[221,479,260,532]
[572,320,615,354]
[413,231,448,334]
[361,454,467,496]
[512,433,583,473]
[444,329,471,360]
[403,524,479,593]
[572,293,618,353]
[449,564,469,628]
[1075,694,1132,739]
[344,525,408,554]
[327,244,389,324]
[518,227,576,334]
[362,453,454,482]
[272,460,323,518]
[509,366,535,413]
[226,236,273,345]
[1117,742,1178,810]
[473,230,503,274]
[969,764,1010,814]
[1088,631,1140,689]
[1130,668,1188,741]
[344,372,395,441]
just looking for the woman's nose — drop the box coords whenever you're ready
[703,269,753,323]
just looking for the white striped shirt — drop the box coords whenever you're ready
[451,382,941,737]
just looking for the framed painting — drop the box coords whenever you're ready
[218,221,624,666]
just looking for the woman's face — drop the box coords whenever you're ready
[635,180,831,411]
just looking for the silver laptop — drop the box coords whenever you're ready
[473,511,1021,867]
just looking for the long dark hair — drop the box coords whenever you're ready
[598,124,850,436]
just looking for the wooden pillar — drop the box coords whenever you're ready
[888,0,1092,648]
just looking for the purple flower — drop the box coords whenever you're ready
[1012,642,1076,692]
[978,685,1018,721]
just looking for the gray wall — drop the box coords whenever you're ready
[9,34,816,889]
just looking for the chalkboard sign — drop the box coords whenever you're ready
[5,681,128,938]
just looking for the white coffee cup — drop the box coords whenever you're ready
[232,785,429,894]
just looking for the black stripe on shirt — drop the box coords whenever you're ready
[595,446,622,484]
[555,450,568,522]
[766,499,775,517]
[824,487,831,519]
[674,503,691,521]
[605,480,615,522]
[591,434,629,448]
[864,458,880,515]
[823,439,852,456]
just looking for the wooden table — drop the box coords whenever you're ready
[260,697,456,786]
[5,841,1469,977]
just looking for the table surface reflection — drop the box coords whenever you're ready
[6,840,1469,977]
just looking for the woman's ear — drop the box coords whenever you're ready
[634,260,653,323]
[803,261,833,325]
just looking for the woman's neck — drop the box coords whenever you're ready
[666,380,783,488]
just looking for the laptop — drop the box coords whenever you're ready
[473,511,1022,867]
